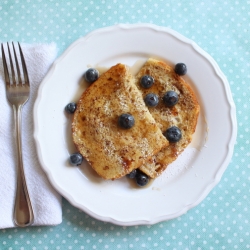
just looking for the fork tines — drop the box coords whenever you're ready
[1,42,30,86]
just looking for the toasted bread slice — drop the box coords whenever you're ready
[72,63,169,180]
[135,58,200,178]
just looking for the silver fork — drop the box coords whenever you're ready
[1,42,34,227]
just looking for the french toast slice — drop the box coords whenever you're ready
[135,58,200,178]
[72,63,169,180]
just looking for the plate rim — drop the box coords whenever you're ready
[33,23,237,226]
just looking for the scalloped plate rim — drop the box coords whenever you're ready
[33,23,237,226]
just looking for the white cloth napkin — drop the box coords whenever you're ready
[0,43,62,229]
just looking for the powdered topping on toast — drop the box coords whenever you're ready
[135,58,200,178]
[72,63,169,180]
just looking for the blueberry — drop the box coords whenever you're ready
[69,153,83,166]
[84,68,99,83]
[65,102,77,113]
[126,169,137,179]
[163,126,182,143]
[118,114,135,129]
[144,93,159,107]
[163,91,179,107]
[175,63,187,75]
[135,171,149,187]
[140,75,154,89]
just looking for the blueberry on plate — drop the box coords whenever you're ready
[144,93,159,107]
[65,102,77,113]
[135,171,149,187]
[118,113,135,129]
[140,75,154,89]
[163,91,179,107]
[69,153,83,166]
[126,169,137,179]
[163,126,182,143]
[174,63,187,75]
[84,68,99,83]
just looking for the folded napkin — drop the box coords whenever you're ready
[0,43,62,229]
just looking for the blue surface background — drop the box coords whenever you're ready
[0,0,249,249]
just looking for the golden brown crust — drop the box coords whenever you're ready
[72,63,169,180]
[135,58,200,178]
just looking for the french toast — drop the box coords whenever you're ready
[72,63,169,180]
[135,58,200,178]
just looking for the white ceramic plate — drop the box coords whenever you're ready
[34,24,237,226]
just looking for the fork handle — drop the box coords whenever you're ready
[13,104,34,227]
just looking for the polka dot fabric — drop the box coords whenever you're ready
[0,0,249,249]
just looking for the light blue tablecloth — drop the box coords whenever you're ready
[0,0,249,249]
